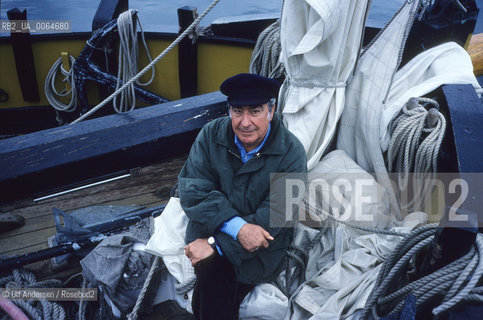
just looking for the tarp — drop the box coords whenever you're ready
[285,150,427,320]
[81,220,154,317]
[279,0,370,170]
[336,0,423,220]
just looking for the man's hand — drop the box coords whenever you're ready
[184,238,215,266]
[237,223,274,252]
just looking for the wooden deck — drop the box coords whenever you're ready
[0,154,187,259]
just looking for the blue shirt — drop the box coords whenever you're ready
[234,124,271,163]
[216,124,272,254]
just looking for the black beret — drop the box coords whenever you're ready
[220,73,281,107]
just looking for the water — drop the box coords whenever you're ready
[1,0,407,33]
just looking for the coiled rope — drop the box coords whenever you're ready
[44,54,78,124]
[0,268,66,320]
[276,243,316,298]
[113,9,155,113]
[361,233,483,319]
[249,19,285,79]
[72,0,221,124]
[302,201,482,318]
[45,8,156,119]
[387,97,446,212]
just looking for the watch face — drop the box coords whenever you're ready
[208,237,215,245]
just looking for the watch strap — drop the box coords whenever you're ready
[207,236,217,250]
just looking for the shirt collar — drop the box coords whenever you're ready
[234,123,271,163]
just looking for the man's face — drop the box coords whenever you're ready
[230,103,273,152]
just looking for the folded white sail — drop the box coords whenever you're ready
[279,0,370,170]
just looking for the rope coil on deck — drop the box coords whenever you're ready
[361,233,483,319]
[0,268,66,320]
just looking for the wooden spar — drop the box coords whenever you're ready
[90,0,128,118]
[7,8,39,102]
[441,84,482,236]
[178,6,199,98]
[91,0,128,31]
[0,91,227,201]
[468,33,483,77]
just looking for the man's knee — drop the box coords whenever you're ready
[194,253,234,281]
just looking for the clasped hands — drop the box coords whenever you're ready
[184,223,273,266]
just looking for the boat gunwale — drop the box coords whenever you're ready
[0,28,257,47]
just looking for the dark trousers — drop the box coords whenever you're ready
[192,253,254,320]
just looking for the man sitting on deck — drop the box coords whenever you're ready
[179,73,307,319]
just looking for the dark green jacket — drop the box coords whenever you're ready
[178,114,307,284]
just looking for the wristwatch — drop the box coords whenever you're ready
[207,236,217,251]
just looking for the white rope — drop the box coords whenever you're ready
[72,0,221,124]
[387,97,446,213]
[175,274,197,296]
[44,55,78,113]
[113,9,155,113]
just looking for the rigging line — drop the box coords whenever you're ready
[71,0,221,124]
[127,256,161,320]
[113,10,156,113]
[303,199,420,237]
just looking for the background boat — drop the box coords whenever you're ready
[2,0,480,135]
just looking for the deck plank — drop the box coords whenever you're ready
[1,226,56,255]
[0,188,169,243]
[0,154,187,256]
[0,155,186,219]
